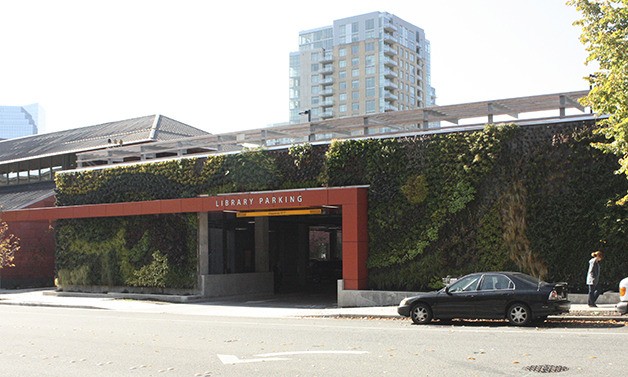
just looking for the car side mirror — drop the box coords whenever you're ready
[445,286,452,295]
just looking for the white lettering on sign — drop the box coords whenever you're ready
[215,195,303,209]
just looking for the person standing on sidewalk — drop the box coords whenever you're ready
[586,250,604,307]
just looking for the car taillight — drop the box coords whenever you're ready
[548,290,560,300]
[621,287,627,298]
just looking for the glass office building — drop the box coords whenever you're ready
[0,104,44,139]
[289,12,436,124]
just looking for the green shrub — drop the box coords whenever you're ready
[127,251,169,288]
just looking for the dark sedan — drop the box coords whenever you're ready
[397,272,570,326]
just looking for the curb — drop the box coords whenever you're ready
[0,300,105,310]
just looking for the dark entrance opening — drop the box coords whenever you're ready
[205,208,342,298]
[269,210,342,295]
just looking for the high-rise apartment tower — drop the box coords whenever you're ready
[289,11,435,124]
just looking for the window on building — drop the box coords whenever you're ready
[366,100,376,113]
[366,66,375,75]
[351,45,359,55]
[339,93,347,101]
[339,71,347,79]
[311,63,319,72]
[339,60,347,68]
[365,54,375,67]
[352,57,359,66]
[366,88,375,98]
[339,81,347,90]
[352,102,359,111]
[339,48,346,57]
[339,104,347,113]
[311,86,320,95]
[351,79,359,89]
[365,18,374,30]
[311,75,320,84]
[365,41,375,51]
[312,52,320,61]
[352,68,360,77]
[351,21,359,33]
[352,91,360,100]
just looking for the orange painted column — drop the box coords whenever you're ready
[334,188,368,290]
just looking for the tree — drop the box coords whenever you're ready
[0,220,20,268]
[569,0,628,204]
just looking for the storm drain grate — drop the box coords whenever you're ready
[523,365,570,373]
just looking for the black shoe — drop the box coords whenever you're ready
[588,304,597,307]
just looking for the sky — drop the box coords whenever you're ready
[0,0,593,135]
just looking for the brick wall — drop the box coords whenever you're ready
[1,196,56,288]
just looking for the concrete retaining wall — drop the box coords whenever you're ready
[337,280,621,307]
[58,285,197,296]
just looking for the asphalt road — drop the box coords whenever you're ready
[1,305,626,377]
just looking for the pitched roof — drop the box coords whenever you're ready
[0,115,210,164]
[0,181,56,211]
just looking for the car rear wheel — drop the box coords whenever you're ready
[410,303,433,325]
[507,303,531,326]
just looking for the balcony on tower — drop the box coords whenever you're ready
[383,69,398,79]
[383,44,397,57]
[383,79,398,90]
[383,57,398,68]
[383,19,397,33]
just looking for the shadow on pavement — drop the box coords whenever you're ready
[195,291,339,309]
[415,318,626,329]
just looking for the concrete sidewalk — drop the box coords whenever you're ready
[0,288,626,321]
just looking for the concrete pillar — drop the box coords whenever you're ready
[297,223,309,286]
[255,217,270,272]
[559,95,566,118]
[340,190,369,290]
[197,212,209,292]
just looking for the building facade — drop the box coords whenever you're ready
[0,104,44,139]
[289,11,436,124]
[0,93,597,305]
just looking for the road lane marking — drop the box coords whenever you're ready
[256,350,369,357]
[217,354,290,364]
[218,350,369,365]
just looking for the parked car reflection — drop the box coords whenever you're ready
[397,272,570,326]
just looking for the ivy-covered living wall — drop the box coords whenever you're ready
[54,120,628,292]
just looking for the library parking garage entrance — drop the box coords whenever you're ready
[206,208,342,295]
[196,186,369,300]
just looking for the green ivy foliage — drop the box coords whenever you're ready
[54,120,628,292]
[55,215,197,289]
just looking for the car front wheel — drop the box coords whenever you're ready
[410,302,433,325]
[507,303,531,326]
